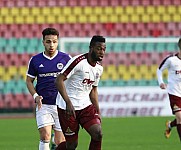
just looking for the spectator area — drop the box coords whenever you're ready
[0,0,179,110]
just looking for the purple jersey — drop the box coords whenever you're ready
[27,51,71,105]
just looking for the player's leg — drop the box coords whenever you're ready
[51,130,65,150]
[56,107,79,150]
[175,111,181,141]
[165,119,176,138]
[86,124,103,150]
[36,104,57,150]
[54,130,65,144]
[51,105,66,150]
[166,94,181,139]
[80,105,102,150]
[39,125,52,150]
[170,119,177,128]
[56,140,78,150]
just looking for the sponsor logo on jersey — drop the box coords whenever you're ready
[82,78,95,85]
[39,72,61,77]
[96,72,99,79]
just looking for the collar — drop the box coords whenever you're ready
[43,50,58,60]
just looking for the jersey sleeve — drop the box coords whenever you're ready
[157,57,170,85]
[26,57,37,78]
[158,57,170,71]
[157,68,164,85]
[61,57,78,78]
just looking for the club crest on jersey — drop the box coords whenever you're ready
[96,72,99,79]
[65,127,75,136]
[173,104,181,111]
[57,63,64,70]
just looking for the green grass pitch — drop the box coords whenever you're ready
[0,116,180,150]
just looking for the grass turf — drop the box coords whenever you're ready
[0,116,180,150]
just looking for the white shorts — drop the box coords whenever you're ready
[36,104,62,131]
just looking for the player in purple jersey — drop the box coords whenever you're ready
[26,28,71,150]
[55,35,106,150]
[157,38,181,142]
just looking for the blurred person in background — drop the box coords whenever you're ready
[55,35,106,150]
[157,38,181,142]
[26,28,71,150]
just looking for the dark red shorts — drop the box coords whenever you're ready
[168,94,181,114]
[57,104,101,141]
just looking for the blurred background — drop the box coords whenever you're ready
[0,0,180,117]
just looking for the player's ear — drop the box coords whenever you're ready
[42,40,45,45]
[89,46,93,51]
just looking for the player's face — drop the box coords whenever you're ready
[91,42,106,61]
[43,35,58,57]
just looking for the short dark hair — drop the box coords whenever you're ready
[90,35,105,47]
[42,28,59,40]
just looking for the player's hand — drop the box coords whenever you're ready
[66,101,76,119]
[160,83,167,89]
[35,96,43,110]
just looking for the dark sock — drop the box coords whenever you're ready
[177,124,181,141]
[170,119,177,128]
[89,139,102,150]
[55,141,66,150]
[51,143,56,150]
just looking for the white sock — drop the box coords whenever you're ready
[39,140,50,150]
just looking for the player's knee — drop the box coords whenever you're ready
[41,135,51,141]
[92,130,103,141]
[66,141,78,150]
[97,131,103,141]
[40,131,51,141]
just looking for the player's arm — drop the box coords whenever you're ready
[55,73,76,118]
[26,76,36,96]
[89,86,100,115]
[26,76,43,110]
[157,68,167,89]
[156,57,170,89]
